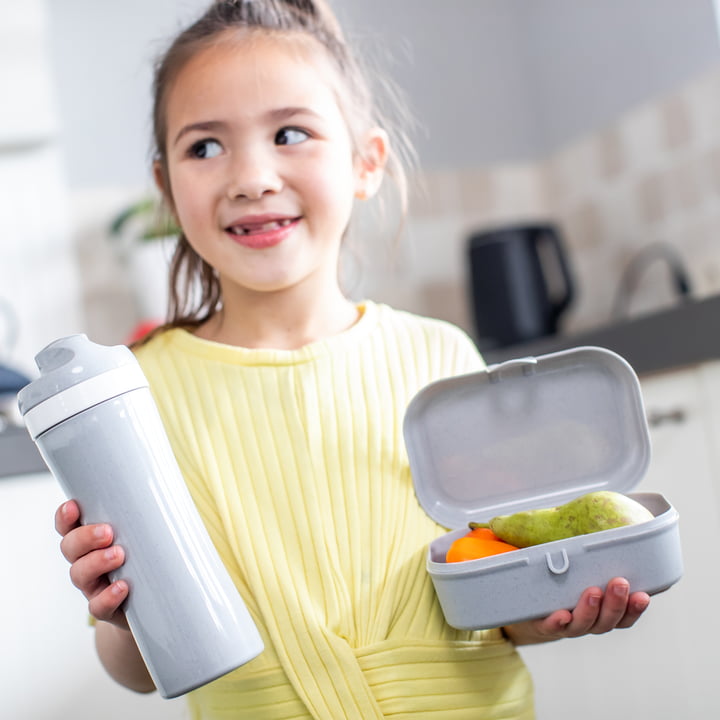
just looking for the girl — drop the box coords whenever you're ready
[55,1,650,718]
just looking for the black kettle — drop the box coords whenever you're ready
[467,223,575,349]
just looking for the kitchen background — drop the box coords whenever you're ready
[3,1,720,718]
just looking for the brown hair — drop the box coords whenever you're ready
[141,0,414,344]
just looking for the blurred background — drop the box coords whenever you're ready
[5,0,720,368]
[3,1,720,718]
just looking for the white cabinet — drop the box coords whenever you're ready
[520,361,720,719]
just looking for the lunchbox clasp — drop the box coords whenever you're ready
[486,357,538,384]
[545,549,570,575]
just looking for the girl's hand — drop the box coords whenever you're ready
[54,499,130,630]
[503,577,650,646]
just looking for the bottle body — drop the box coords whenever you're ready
[18,336,263,698]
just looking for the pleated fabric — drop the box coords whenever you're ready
[134,301,535,719]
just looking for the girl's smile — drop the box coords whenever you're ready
[225,214,301,249]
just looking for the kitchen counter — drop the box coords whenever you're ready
[0,423,46,477]
[482,293,720,376]
[3,294,718,479]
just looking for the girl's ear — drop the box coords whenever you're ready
[153,159,176,214]
[354,128,389,200]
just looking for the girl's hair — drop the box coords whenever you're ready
[143,0,414,341]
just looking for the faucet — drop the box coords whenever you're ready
[610,242,693,321]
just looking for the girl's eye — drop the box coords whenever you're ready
[275,127,310,146]
[189,139,222,159]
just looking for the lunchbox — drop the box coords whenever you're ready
[403,346,683,630]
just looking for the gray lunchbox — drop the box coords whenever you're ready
[403,346,683,630]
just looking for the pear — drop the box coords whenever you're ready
[469,491,654,547]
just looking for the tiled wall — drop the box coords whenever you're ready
[66,62,720,350]
[374,62,720,340]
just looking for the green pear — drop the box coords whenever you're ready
[469,491,654,547]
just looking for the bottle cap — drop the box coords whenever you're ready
[16,334,148,439]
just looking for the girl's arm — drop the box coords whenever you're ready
[55,500,156,693]
[95,621,155,693]
[503,576,650,646]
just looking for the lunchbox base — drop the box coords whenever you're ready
[428,493,683,631]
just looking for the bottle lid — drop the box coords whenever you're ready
[17,334,148,439]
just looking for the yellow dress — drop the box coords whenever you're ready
[134,301,534,719]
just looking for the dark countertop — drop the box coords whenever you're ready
[482,293,720,377]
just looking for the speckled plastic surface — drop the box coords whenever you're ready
[403,346,683,630]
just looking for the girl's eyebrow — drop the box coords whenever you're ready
[173,120,225,147]
[267,106,321,122]
[172,107,322,146]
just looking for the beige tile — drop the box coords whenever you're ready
[457,167,496,218]
[672,215,720,297]
[421,279,473,336]
[557,245,621,332]
[661,95,694,151]
[404,216,466,281]
[620,103,663,171]
[407,168,461,217]
[595,125,626,181]
[703,146,720,196]
[561,200,605,250]
[669,158,703,212]
[543,139,597,207]
[682,65,720,146]
[636,171,668,224]
[493,164,550,215]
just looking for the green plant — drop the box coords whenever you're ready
[109,196,180,242]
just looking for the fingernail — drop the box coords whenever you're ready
[111,581,126,596]
[94,525,108,539]
[588,594,601,607]
[104,547,117,561]
[634,596,650,612]
[613,582,629,598]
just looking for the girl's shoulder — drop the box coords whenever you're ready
[372,302,485,373]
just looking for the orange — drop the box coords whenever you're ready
[445,533,519,563]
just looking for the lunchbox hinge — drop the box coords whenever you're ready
[545,549,570,575]
[486,357,538,384]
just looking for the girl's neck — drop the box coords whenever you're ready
[194,284,360,350]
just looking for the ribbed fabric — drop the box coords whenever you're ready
[134,301,535,719]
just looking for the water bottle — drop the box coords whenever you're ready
[17,334,263,698]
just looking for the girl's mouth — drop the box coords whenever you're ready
[227,218,295,236]
[225,217,300,249]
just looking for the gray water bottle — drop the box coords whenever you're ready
[17,334,263,698]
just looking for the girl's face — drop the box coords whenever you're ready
[157,33,386,300]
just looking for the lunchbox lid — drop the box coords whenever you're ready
[403,346,651,529]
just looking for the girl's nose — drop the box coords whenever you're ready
[226,151,282,200]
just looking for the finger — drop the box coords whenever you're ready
[54,500,81,536]
[615,591,650,629]
[520,609,573,641]
[591,577,631,633]
[88,579,130,627]
[563,587,603,637]
[69,544,126,596]
[60,523,114,564]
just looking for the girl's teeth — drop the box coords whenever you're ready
[230,219,293,234]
